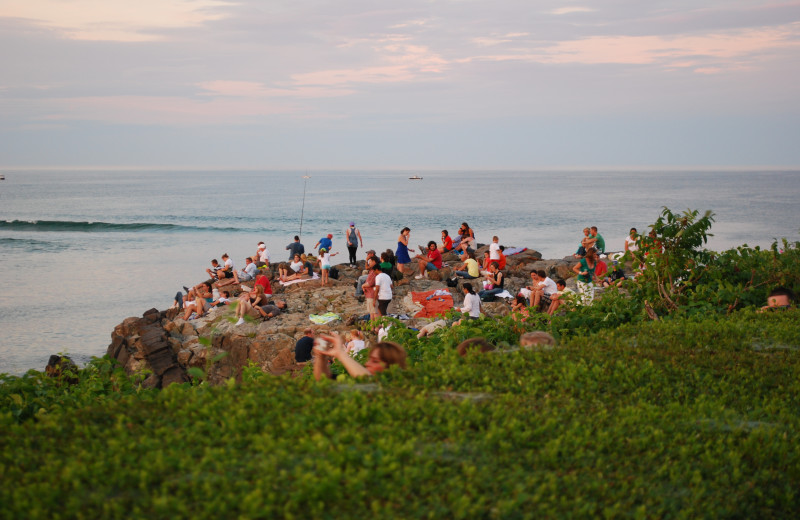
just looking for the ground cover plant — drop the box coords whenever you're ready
[1,309,798,518]
[2,209,799,517]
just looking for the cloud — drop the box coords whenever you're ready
[549,7,595,16]
[466,22,800,72]
[0,0,232,41]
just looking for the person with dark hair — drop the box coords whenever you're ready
[761,286,796,311]
[573,247,598,305]
[344,222,363,267]
[478,262,504,301]
[374,263,393,316]
[456,222,475,254]
[313,332,406,380]
[456,337,495,356]
[453,282,481,326]
[438,230,454,253]
[361,259,380,320]
[547,279,575,315]
[529,269,557,310]
[591,226,605,253]
[286,235,304,260]
[625,228,639,252]
[395,227,412,276]
[415,241,442,279]
[602,261,626,287]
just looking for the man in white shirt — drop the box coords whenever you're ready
[236,256,258,283]
[256,242,270,267]
[529,269,558,310]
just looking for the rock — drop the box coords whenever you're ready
[105,253,567,386]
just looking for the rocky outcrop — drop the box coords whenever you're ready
[106,246,595,387]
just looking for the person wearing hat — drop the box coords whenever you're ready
[344,222,363,268]
[317,247,338,286]
[255,241,270,268]
[314,234,333,253]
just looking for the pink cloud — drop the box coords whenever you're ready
[468,23,800,72]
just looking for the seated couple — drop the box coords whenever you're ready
[278,253,315,282]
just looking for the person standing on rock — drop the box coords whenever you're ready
[314,234,333,253]
[344,222,363,268]
[286,236,304,260]
[395,227,412,276]
[361,260,380,320]
[374,263,393,316]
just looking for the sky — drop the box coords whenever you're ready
[1,0,799,170]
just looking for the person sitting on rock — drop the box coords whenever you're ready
[205,258,222,280]
[214,254,236,287]
[478,262,504,301]
[183,282,213,320]
[511,295,530,321]
[414,241,442,279]
[295,328,315,363]
[529,269,557,311]
[254,274,272,298]
[438,230,454,254]
[234,285,266,325]
[313,332,406,380]
[255,242,270,268]
[455,222,475,254]
[454,252,480,279]
[279,254,307,282]
[452,282,481,326]
[346,330,367,355]
[236,256,258,283]
[547,279,575,315]
[574,228,595,258]
[602,261,626,287]
[590,226,605,254]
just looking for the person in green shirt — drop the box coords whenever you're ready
[591,226,605,253]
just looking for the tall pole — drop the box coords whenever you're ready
[298,174,310,239]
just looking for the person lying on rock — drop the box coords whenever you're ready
[313,332,406,380]
[256,299,287,320]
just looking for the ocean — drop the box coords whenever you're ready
[1,169,799,375]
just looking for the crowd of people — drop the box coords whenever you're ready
[170,220,794,381]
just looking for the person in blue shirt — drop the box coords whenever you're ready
[315,233,333,253]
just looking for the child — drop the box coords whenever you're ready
[318,248,338,286]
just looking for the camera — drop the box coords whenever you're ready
[314,338,332,352]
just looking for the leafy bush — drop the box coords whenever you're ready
[1,310,799,518]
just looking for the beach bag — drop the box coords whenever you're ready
[446,277,458,288]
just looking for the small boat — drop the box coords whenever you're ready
[408,175,423,180]
[0,175,5,180]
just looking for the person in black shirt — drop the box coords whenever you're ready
[295,328,315,363]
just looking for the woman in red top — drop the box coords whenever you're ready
[438,229,454,253]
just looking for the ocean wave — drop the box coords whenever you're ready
[0,220,242,233]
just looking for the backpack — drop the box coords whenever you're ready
[329,266,339,279]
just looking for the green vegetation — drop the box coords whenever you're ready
[1,209,798,517]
